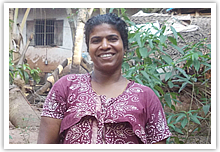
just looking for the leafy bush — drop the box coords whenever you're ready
[9,50,41,85]
[111,9,211,144]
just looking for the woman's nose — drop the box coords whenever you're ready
[100,39,110,50]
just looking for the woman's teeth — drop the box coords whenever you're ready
[100,54,113,57]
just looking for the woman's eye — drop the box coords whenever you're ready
[109,37,118,42]
[91,39,100,43]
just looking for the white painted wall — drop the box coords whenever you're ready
[16,8,141,77]
[17,8,74,76]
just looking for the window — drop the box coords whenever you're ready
[26,19,63,46]
[35,20,54,45]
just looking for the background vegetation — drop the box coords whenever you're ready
[111,8,211,144]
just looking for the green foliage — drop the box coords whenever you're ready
[115,9,211,144]
[9,50,41,85]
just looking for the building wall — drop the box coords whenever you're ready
[17,8,141,80]
[17,8,74,79]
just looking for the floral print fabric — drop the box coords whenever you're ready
[41,73,172,144]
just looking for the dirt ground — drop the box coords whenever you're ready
[9,121,39,144]
[9,105,42,144]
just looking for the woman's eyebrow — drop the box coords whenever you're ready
[90,34,119,39]
[107,34,119,38]
[90,36,101,39]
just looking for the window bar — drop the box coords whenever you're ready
[44,19,46,46]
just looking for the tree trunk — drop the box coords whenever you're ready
[12,8,31,65]
[35,57,72,96]
[100,8,106,14]
[16,33,33,68]
[9,8,14,51]
[71,8,88,74]
[66,8,77,45]
[11,8,20,63]
[9,86,40,128]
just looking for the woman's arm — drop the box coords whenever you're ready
[37,117,62,144]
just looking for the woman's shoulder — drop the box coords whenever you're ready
[130,81,154,93]
[57,73,90,83]
[51,73,90,94]
[128,81,158,100]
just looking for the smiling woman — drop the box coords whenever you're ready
[88,23,125,74]
[85,13,129,52]
[37,13,172,144]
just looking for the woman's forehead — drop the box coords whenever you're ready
[90,23,119,36]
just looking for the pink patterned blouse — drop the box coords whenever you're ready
[41,73,172,144]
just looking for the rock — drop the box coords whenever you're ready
[9,87,41,128]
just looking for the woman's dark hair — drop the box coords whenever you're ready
[84,13,128,51]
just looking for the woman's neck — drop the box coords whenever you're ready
[91,69,123,85]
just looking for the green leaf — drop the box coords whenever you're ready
[23,71,29,84]
[146,49,156,57]
[139,47,148,58]
[168,81,174,88]
[176,67,189,79]
[168,36,177,46]
[178,81,188,93]
[181,117,188,128]
[159,35,167,44]
[207,44,211,50]
[26,66,32,71]
[135,76,143,85]
[135,48,141,58]
[170,43,184,55]
[120,8,126,15]
[167,115,173,124]
[173,99,182,104]
[140,70,150,81]
[189,115,201,124]
[135,32,142,47]
[171,105,176,111]
[168,124,175,130]
[122,62,130,70]
[173,137,180,144]
[17,69,24,79]
[154,85,164,95]
[151,88,161,97]
[174,127,184,134]
[158,44,169,56]
[109,8,114,13]
[177,32,184,41]
[170,26,178,41]
[193,60,201,72]
[164,93,172,108]
[148,39,154,49]
[161,55,173,65]
[165,72,172,82]
[9,135,13,139]
[200,61,211,68]
[22,64,27,70]
[170,92,178,99]
[175,113,186,124]
[35,77,41,84]
[185,59,193,68]
[192,52,199,61]
[203,104,210,115]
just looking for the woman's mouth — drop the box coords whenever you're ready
[99,53,115,58]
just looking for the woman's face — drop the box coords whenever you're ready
[89,23,125,72]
